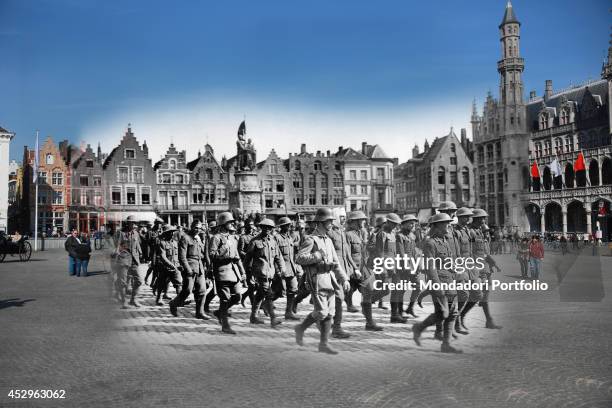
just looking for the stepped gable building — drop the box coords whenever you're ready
[394,129,475,222]
[186,144,230,223]
[154,143,191,226]
[335,145,371,216]
[285,143,344,215]
[521,76,611,238]
[21,136,71,235]
[256,149,291,216]
[68,144,106,232]
[102,125,156,227]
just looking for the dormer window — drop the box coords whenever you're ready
[169,159,176,170]
[125,149,135,159]
[559,108,570,125]
[46,154,54,165]
[86,160,94,168]
[539,113,549,130]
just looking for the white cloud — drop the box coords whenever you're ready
[82,95,473,164]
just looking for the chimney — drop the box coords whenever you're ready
[300,143,306,154]
[326,150,330,157]
[424,139,430,152]
[460,128,467,147]
[97,143,102,159]
[362,142,367,155]
[412,144,419,158]
[544,80,553,101]
[529,90,537,100]
[338,146,343,153]
[316,150,321,157]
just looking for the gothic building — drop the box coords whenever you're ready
[471,1,528,229]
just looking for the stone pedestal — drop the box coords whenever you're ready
[229,171,262,215]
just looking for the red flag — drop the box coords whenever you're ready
[574,152,586,171]
[530,161,540,178]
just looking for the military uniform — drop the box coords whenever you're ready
[326,226,354,337]
[118,228,144,307]
[395,229,418,322]
[275,230,302,317]
[238,229,258,306]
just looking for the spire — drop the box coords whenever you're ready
[500,1,519,27]
[602,28,612,80]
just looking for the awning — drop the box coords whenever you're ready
[417,208,433,224]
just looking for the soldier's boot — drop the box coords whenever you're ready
[268,301,283,328]
[318,316,338,355]
[129,286,141,308]
[405,300,418,318]
[220,315,236,335]
[295,313,317,346]
[377,299,389,310]
[390,302,406,323]
[261,299,270,317]
[417,290,430,309]
[194,295,211,320]
[155,289,164,306]
[345,290,359,313]
[482,302,503,329]
[292,290,309,314]
[411,322,423,346]
[459,301,476,330]
[454,301,469,334]
[441,318,463,354]
[332,298,350,339]
[362,302,383,331]
[169,285,183,317]
[250,294,266,324]
[284,295,300,320]
[397,301,409,322]
[162,282,172,300]
[434,322,443,341]
[203,291,215,314]
[119,290,129,309]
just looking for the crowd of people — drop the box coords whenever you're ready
[97,200,508,355]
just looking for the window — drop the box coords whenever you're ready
[204,184,215,203]
[294,160,301,170]
[565,136,573,153]
[477,146,484,163]
[539,113,548,130]
[93,176,101,186]
[112,188,121,204]
[450,143,456,153]
[126,187,136,205]
[479,174,485,192]
[86,160,94,168]
[333,191,342,205]
[194,172,200,181]
[161,173,171,184]
[360,170,367,180]
[361,185,368,195]
[488,174,495,192]
[46,154,54,165]
[308,190,316,205]
[217,185,227,202]
[265,195,274,209]
[462,189,470,202]
[554,138,563,155]
[437,168,446,184]
[53,191,63,205]
[495,142,501,159]
[205,169,213,180]
[314,161,321,171]
[438,189,446,201]
[308,173,316,188]
[80,190,89,205]
[38,192,48,204]
[175,174,184,184]
[544,140,551,156]
[461,167,470,185]
[133,168,143,183]
[293,174,302,188]
[350,185,357,195]
[376,168,385,182]
[125,149,135,159]
[497,172,504,192]
[321,191,329,205]
[52,172,63,186]
[321,174,328,189]
[293,191,303,205]
[168,159,176,170]
[80,175,89,186]
[334,162,341,171]
[349,170,356,180]
[451,189,457,202]
[534,142,543,158]
[94,191,103,206]
[38,172,47,184]
[333,174,343,187]
[117,167,128,182]
[275,180,284,192]
[264,180,273,192]
[560,108,570,125]
[269,163,278,174]
[486,144,494,160]
[450,171,457,184]
[141,188,150,205]
[450,157,457,165]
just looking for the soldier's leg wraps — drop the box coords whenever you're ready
[332,296,343,329]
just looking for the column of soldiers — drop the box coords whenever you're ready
[109,201,502,354]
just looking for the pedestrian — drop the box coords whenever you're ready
[294,207,350,354]
[64,228,81,276]
[75,232,91,277]
[529,235,544,280]
[517,237,530,278]
[560,235,568,255]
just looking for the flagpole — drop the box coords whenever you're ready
[34,130,39,252]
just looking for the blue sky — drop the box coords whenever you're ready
[1,0,610,163]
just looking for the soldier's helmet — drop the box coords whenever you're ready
[314,207,335,222]
[456,207,474,218]
[385,213,402,224]
[348,210,367,221]
[126,215,136,222]
[277,217,292,226]
[259,219,276,229]
[471,209,488,219]
[208,221,217,229]
[161,224,177,235]
[217,212,235,226]
[401,214,418,223]
[190,220,203,230]
[305,214,316,224]
[438,201,458,212]
[429,213,453,224]
[375,216,387,227]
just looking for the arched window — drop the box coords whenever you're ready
[534,142,542,158]
[437,167,446,184]
[320,173,328,189]
[565,163,575,188]
[539,112,548,130]
[602,157,612,185]
[308,173,316,188]
[461,167,469,185]
[292,173,302,188]
[589,159,600,186]
[314,160,322,171]
[205,169,213,180]
[559,108,570,125]
[294,160,301,170]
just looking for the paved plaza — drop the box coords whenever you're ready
[1,247,612,407]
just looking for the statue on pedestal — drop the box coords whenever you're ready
[236,121,256,171]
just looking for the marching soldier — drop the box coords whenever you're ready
[203,220,219,314]
[463,209,502,330]
[291,214,317,314]
[294,208,350,354]
[209,212,246,334]
[453,207,477,334]
[155,225,182,306]
[345,210,382,331]
[144,217,164,288]
[375,213,402,322]
[170,220,210,320]
[245,218,286,327]
[411,213,462,354]
[239,218,258,307]
[118,216,144,307]
[395,214,421,322]
[274,217,302,320]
